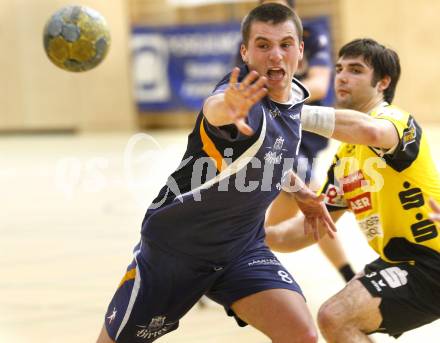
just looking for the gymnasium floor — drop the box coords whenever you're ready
[1,127,439,343]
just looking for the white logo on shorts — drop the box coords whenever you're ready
[365,271,377,278]
[380,267,408,288]
[248,258,281,267]
[107,307,117,324]
[136,315,176,340]
[371,279,387,292]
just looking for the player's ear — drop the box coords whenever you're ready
[378,75,391,92]
[298,40,304,60]
[240,43,248,64]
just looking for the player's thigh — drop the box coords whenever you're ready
[232,288,316,342]
[356,257,440,337]
[102,242,214,343]
[97,325,114,343]
[207,243,316,341]
[318,277,382,333]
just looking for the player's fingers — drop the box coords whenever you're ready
[234,118,254,136]
[304,217,311,236]
[313,217,319,241]
[429,198,440,212]
[323,209,337,233]
[323,219,336,239]
[429,213,440,222]
[248,76,267,94]
[305,217,316,238]
[229,67,240,87]
[240,70,259,90]
[249,87,268,105]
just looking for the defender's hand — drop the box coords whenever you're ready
[429,198,440,223]
[295,190,337,241]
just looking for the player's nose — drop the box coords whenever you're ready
[269,46,283,63]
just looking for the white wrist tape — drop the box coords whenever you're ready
[301,105,335,138]
[281,170,306,193]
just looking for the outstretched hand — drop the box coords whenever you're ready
[294,187,337,241]
[429,198,440,223]
[225,67,268,135]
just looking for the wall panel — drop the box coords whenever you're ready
[0,0,135,131]
[338,0,440,123]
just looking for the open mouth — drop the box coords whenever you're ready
[267,67,286,81]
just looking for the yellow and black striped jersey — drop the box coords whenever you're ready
[321,103,440,262]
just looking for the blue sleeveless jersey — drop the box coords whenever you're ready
[141,66,309,265]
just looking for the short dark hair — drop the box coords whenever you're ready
[241,3,303,47]
[258,0,296,8]
[338,38,401,103]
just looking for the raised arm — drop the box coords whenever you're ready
[203,67,267,136]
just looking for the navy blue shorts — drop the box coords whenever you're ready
[104,239,303,342]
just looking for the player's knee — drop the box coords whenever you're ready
[96,325,115,343]
[317,300,343,336]
[293,328,318,343]
[270,323,318,343]
[278,326,318,343]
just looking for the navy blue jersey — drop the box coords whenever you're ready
[141,65,309,265]
[295,18,334,158]
[296,18,333,156]
[296,18,333,106]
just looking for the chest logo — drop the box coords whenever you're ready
[323,184,347,207]
[269,107,281,118]
[289,113,300,120]
[264,136,287,165]
[341,170,366,193]
[358,214,382,240]
[348,192,372,214]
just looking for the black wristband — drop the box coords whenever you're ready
[339,263,355,282]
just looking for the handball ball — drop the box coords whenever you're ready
[43,5,111,72]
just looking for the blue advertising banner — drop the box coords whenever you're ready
[132,17,331,112]
[132,22,241,112]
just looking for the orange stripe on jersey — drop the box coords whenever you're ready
[118,267,136,289]
[200,118,227,172]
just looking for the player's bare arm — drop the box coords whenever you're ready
[203,67,268,135]
[301,105,399,149]
[333,108,399,149]
[302,66,332,102]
